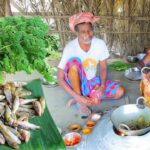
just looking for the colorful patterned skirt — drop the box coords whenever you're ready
[64,57,121,101]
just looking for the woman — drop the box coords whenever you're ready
[57,12,125,115]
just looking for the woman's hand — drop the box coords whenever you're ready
[74,95,92,106]
[93,85,105,98]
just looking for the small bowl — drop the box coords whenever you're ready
[85,121,96,128]
[89,113,101,122]
[82,128,92,135]
[68,124,81,132]
[63,132,81,147]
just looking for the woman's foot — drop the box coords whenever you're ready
[66,98,76,108]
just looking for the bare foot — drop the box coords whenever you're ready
[66,98,76,108]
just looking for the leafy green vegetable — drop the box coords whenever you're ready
[0,16,59,83]
[45,35,61,60]
[108,61,130,71]
[126,115,150,130]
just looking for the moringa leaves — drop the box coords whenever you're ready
[0,16,58,83]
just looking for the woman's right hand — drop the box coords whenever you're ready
[74,94,100,106]
[74,95,92,106]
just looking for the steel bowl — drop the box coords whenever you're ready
[127,56,139,63]
[136,53,146,61]
[124,67,141,81]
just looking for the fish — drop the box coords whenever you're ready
[5,105,15,125]
[33,101,42,116]
[6,138,19,149]
[39,96,45,114]
[18,90,32,98]
[15,87,23,95]
[17,114,29,122]
[12,96,20,114]
[18,129,30,142]
[14,121,40,130]
[7,82,16,96]
[0,120,21,145]
[13,81,27,87]
[0,105,4,110]
[0,102,6,106]
[0,109,5,117]
[20,98,37,105]
[0,132,5,144]
[0,95,5,100]
[21,104,33,109]
[18,107,35,113]
[0,90,4,95]
[17,111,35,119]
[6,125,23,140]
[0,81,43,149]
[4,87,12,105]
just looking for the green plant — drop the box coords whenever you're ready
[108,61,130,71]
[45,34,62,60]
[0,16,57,83]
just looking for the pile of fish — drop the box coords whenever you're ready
[0,81,45,149]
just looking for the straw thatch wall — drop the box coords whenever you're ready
[2,0,150,56]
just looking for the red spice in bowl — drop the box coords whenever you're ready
[86,121,96,128]
[63,132,81,147]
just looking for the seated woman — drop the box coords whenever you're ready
[57,12,125,115]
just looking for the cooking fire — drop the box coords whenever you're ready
[113,126,126,137]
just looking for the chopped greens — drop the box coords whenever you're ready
[108,61,130,71]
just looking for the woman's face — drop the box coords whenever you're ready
[76,23,94,44]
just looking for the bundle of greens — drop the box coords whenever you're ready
[108,61,130,71]
[0,16,58,83]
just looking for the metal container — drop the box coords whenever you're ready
[127,56,139,63]
[111,97,150,136]
[136,53,146,61]
[124,67,141,80]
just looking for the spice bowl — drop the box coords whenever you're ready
[89,113,101,122]
[85,121,96,128]
[81,128,92,135]
[63,132,81,147]
[68,124,81,132]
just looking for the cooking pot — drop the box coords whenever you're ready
[111,97,150,136]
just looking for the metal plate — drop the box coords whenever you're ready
[124,67,141,81]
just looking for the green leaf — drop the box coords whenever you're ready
[0,16,59,82]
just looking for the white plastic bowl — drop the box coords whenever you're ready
[90,113,101,121]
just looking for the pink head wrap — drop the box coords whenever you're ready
[69,12,100,32]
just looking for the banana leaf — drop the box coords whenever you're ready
[0,79,66,150]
